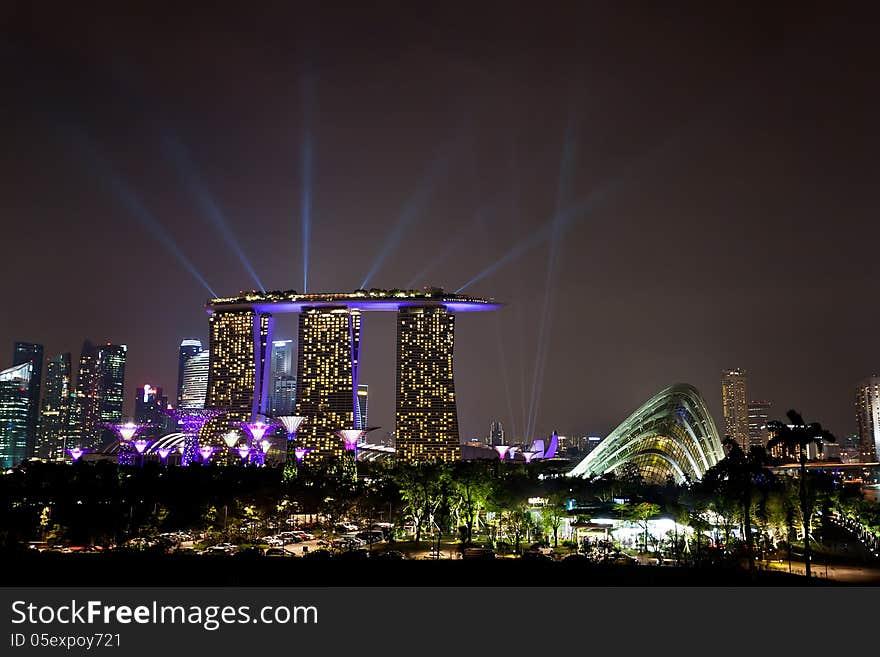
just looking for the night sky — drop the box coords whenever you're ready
[1,4,877,443]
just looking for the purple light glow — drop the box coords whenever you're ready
[522,451,537,463]
[528,439,545,459]
[133,439,150,454]
[494,445,510,460]
[336,429,365,451]
[243,421,270,443]
[198,446,215,462]
[545,431,559,459]
[162,408,223,466]
[507,446,520,459]
[237,446,251,460]
[67,448,85,462]
[260,439,272,454]
[157,447,173,461]
[294,447,311,462]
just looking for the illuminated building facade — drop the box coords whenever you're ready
[747,400,771,448]
[295,307,361,461]
[180,350,210,409]
[271,375,297,416]
[67,341,127,449]
[356,383,368,430]
[37,352,71,459]
[568,383,724,484]
[135,384,169,435]
[721,368,749,451]
[206,310,273,418]
[69,342,99,449]
[0,362,33,468]
[97,344,127,427]
[395,306,460,463]
[13,342,43,459]
[856,376,880,462]
[176,339,203,406]
[269,340,296,416]
[205,289,501,463]
[489,419,504,446]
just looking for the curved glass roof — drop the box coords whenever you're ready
[567,383,723,484]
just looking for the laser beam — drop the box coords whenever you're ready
[300,74,316,293]
[360,149,452,289]
[163,135,266,292]
[59,124,217,297]
[526,115,578,443]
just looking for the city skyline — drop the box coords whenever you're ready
[2,5,878,444]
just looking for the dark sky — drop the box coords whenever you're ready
[1,3,877,442]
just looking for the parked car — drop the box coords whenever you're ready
[265,547,287,557]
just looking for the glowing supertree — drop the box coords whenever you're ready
[336,429,366,480]
[277,415,306,467]
[157,447,173,465]
[104,421,144,466]
[163,409,223,466]
[241,420,276,466]
[494,445,510,460]
[522,451,537,464]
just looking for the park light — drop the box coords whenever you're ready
[494,445,509,460]
[199,446,215,462]
[133,439,150,454]
[67,448,85,462]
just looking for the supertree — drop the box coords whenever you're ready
[163,409,224,466]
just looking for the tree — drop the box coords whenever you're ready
[541,493,569,548]
[702,437,774,571]
[766,409,835,578]
[449,461,492,544]
[615,501,660,553]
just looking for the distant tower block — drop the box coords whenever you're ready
[295,307,361,462]
[206,309,274,419]
[395,306,460,463]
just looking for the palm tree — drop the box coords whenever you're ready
[705,437,774,572]
[766,409,836,578]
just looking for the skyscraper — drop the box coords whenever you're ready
[856,376,880,462]
[13,342,43,459]
[269,340,296,416]
[747,400,771,448]
[295,307,360,461]
[0,361,33,468]
[206,310,273,417]
[38,353,71,459]
[270,375,297,417]
[177,339,203,406]
[97,344,127,426]
[180,351,210,409]
[69,341,127,450]
[134,384,168,431]
[395,306,460,463]
[356,384,369,430]
[721,368,749,451]
[271,340,294,378]
[489,419,504,446]
[69,340,100,450]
